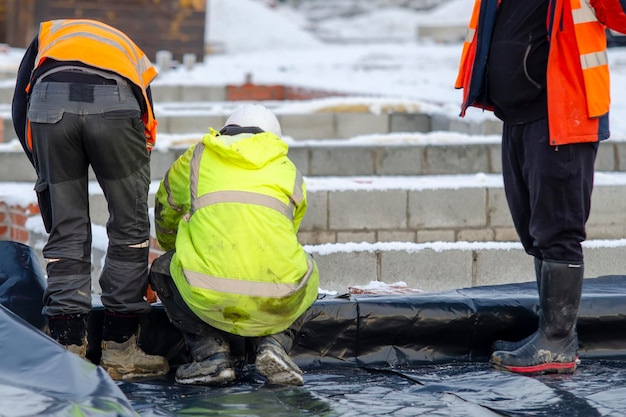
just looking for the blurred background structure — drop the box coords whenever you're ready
[0,0,206,63]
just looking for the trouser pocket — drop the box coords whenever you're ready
[34,177,52,233]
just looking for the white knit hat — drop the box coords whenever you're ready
[223,104,282,137]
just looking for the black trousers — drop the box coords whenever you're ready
[501,118,598,262]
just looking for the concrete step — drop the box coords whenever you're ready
[0,96,504,145]
[4,169,626,246]
[24,220,626,294]
[2,134,625,182]
[6,178,626,294]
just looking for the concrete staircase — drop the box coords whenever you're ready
[3,84,626,293]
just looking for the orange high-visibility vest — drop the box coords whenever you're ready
[28,19,158,149]
[456,0,610,145]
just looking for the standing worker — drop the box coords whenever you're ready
[456,0,626,374]
[150,104,319,386]
[12,19,169,380]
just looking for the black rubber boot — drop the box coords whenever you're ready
[490,260,583,374]
[491,257,542,352]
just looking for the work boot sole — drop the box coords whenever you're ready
[491,356,580,375]
[175,367,236,385]
[105,366,169,381]
[256,348,304,386]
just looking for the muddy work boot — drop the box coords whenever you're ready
[65,337,88,358]
[255,336,304,386]
[175,352,236,385]
[101,334,170,380]
[491,258,543,353]
[47,313,89,359]
[490,261,583,375]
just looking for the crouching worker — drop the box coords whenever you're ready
[150,104,319,386]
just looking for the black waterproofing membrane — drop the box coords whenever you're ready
[3,240,626,416]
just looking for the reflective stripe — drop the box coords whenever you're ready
[189,143,204,207]
[195,190,293,220]
[38,20,149,89]
[464,28,475,43]
[47,20,142,63]
[183,257,315,298]
[162,168,185,213]
[572,0,597,24]
[580,51,608,69]
[187,140,303,220]
[291,171,304,206]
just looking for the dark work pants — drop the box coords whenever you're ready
[501,118,598,263]
[149,251,303,362]
[29,81,152,316]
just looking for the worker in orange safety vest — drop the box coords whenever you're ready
[456,0,626,374]
[11,19,168,380]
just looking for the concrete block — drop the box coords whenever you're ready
[583,246,626,278]
[309,147,375,176]
[417,24,466,43]
[3,118,17,142]
[456,228,494,242]
[0,151,36,181]
[166,115,219,134]
[486,187,512,228]
[389,113,431,133]
[150,148,185,180]
[297,231,336,245]
[595,142,616,171]
[179,85,226,102]
[474,247,533,287]
[489,143,502,173]
[381,248,473,292]
[329,190,407,229]
[377,230,416,242]
[447,118,473,135]
[615,142,626,171]
[494,227,518,242]
[588,185,626,227]
[151,85,181,102]
[417,229,455,242]
[424,144,491,175]
[375,146,424,175]
[0,85,13,105]
[430,113,451,132]
[287,146,309,175]
[586,225,626,240]
[480,119,503,135]
[312,251,378,293]
[279,113,335,140]
[336,113,388,138]
[300,191,328,231]
[336,231,377,243]
[409,188,487,229]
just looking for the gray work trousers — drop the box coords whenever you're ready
[28,81,152,316]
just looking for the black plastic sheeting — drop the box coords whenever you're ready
[3,240,626,416]
[0,241,137,417]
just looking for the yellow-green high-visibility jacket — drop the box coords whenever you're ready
[154,128,319,337]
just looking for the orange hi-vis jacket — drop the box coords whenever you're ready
[29,19,158,149]
[456,0,626,146]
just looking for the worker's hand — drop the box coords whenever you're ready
[145,284,158,303]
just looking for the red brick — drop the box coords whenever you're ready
[226,84,285,101]
[9,211,29,227]
[10,227,29,243]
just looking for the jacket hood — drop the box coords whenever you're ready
[202,128,288,169]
